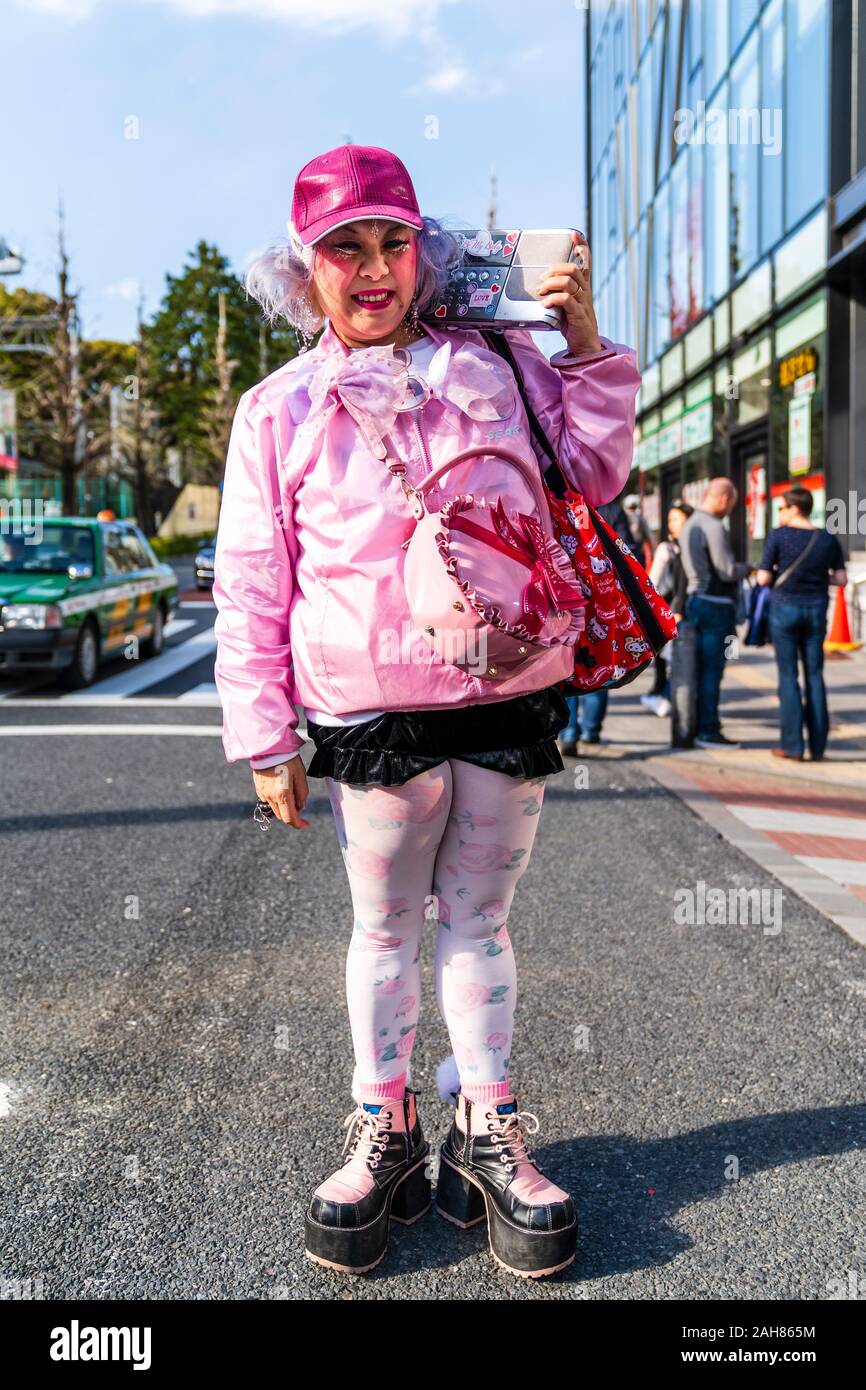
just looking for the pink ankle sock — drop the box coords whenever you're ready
[459,1079,514,1104]
[353,1073,408,1103]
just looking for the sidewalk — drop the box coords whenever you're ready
[571,643,866,947]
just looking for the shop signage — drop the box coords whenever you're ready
[682,400,713,453]
[657,418,683,463]
[639,431,660,472]
[788,396,811,475]
[792,371,816,398]
[746,462,767,542]
[778,347,816,388]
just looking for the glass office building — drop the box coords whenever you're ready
[585,0,866,563]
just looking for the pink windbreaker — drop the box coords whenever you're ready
[212,318,641,767]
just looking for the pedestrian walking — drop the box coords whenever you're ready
[641,500,692,718]
[211,144,641,1278]
[622,493,654,568]
[756,485,847,761]
[679,478,753,749]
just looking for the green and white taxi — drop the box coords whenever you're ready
[0,515,179,688]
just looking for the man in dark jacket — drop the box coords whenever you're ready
[680,478,752,749]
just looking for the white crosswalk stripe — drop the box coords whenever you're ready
[58,626,216,701]
[725,804,866,841]
[177,683,220,705]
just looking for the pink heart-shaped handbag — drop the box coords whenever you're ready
[401,444,588,681]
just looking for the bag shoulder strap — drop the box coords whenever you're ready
[481,331,668,652]
[480,331,570,499]
[772,529,820,589]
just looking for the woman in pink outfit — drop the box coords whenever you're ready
[212,145,641,1279]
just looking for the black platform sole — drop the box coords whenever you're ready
[304,1154,431,1275]
[436,1149,577,1279]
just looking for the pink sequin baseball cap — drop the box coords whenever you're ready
[291,144,425,247]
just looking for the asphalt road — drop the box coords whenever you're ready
[1,688,865,1300]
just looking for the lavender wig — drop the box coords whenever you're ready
[244,215,466,337]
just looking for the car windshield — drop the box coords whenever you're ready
[0,525,95,573]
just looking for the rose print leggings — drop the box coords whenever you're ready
[324,760,547,1107]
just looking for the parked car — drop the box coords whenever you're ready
[0,516,179,688]
[195,537,216,589]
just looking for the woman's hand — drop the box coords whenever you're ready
[253,757,310,830]
[535,231,602,357]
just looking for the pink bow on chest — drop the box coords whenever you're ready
[296,339,517,462]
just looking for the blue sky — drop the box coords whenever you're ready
[5,0,588,351]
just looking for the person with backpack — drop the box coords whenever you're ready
[211,144,641,1278]
[756,485,847,761]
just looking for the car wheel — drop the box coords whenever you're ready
[141,604,165,658]
[61,620,99,689]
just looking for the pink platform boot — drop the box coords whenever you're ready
[436,1090,577,1278]
[304,1087,431,1274]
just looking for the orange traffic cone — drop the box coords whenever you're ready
[824,586,862,653]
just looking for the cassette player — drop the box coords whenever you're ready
[421,227,585,332]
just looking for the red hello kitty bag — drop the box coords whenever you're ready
[482,331,678,693]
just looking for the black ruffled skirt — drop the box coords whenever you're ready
[305,684,571,787]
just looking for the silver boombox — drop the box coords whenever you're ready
[420,227,586,332]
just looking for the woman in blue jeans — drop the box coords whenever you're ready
[756,485,847,762]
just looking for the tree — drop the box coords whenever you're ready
[106,295,170,533]
[2,202,118,513]
[144,240,301,483]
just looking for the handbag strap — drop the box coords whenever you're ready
[772,530,820,589]
[481,329,669,653]
[480,331,570,499]
[411,441,555,538]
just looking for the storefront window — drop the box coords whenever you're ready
[641,471,661,538]
[639,47,653,217]
[771,294,826,525]
[731,0,759,55]
[705,79,730,301]
[688,71,705,319]
[670,152,690,337]
[760,0,784,255]
[704,0,729,99]
[729,30,760,278]
[653,175,671,360]
[682,451,713,511]
[688,0,704,81]
[785,0,828,232]
[732,334,772,426]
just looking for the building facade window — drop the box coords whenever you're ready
[729,30,761,278]
[760,0,784,255]
[785,0,828,229]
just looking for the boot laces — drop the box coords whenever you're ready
[340,1103,392,1170]
[488,1108,540,1172]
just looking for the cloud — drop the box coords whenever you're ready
[16,0,461,38]
[404,62,505,99]
[420,64,470,94]
[104,277,141,301]
[20,0,98,14]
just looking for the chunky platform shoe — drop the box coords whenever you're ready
[304,1087,431,1274]
[436,1091,577,1278]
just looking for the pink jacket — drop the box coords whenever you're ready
[212,318,641,767]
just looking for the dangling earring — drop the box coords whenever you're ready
[401,292,420,334]
[295,293,316,350]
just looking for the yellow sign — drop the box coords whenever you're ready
[779,347,816,389]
